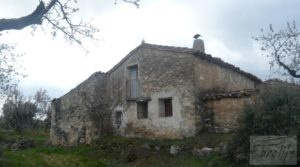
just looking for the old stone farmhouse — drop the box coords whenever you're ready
[50,39,262,146]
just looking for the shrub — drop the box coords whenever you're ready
[226,83,300,166]
[2,100,38,133]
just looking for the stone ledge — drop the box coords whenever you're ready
[202,89,259,101]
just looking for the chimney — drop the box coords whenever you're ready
[192,34,205,53]
[193,38,205,53]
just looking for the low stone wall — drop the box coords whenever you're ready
[50,72,111,146]
[201,90,257,132]
[205,97,253,132]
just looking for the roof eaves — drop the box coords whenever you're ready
[193,51,262,83]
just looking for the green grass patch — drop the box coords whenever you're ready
[1,147,107,167]
[0,129,48,145]
[0,129,231,167]
[96,132,233,148]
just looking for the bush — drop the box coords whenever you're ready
[226,83,300,166]
[2,100,38,133]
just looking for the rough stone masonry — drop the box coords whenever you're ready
[51,41,261,146]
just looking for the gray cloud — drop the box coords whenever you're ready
[182,0,300,80]
[1,0,300,99]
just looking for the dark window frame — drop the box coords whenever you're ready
[115,111,122,126]
[159,98,173,117]
[137,101,148,119]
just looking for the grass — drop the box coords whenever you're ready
[0,129,48,145]
[0,129,232,167]
[1,146,107,167]
[0,129,107,167]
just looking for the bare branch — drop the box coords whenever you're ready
[0,1,46,31]
[276,56,300,78]
[254,21,300,78]
[115,0,141,8]
[0,0,99,48]
[0,0,141,94]
[0,44,24,95]
[41,0,101,50]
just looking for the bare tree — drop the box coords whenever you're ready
[0,0,140,94]
[0,44,22,95]
[0,0,140,44]
[254,21,300,78]
[33,88,51,119]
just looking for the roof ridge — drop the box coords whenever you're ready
[142,43,261,83]
[142,43,195,52]
[107,42,145,74]
[106,42,261,83]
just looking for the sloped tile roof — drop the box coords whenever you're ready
[107,43,262,83]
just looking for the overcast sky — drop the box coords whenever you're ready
[0,0,300,99]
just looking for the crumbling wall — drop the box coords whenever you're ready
[50,43,263,144]
[50,72,110,146]
[205,97,253,132]
[200,90,257,133]
[108,45,197,139]
[193,54,261,133]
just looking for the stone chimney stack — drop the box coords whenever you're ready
[193,34,205,53]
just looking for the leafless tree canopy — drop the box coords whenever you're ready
[33,88,51,118]
[1,0,98,46]
[0,44,22,95]
[0,0,140,94]
[0,0,140,44]
[254,21,300,78]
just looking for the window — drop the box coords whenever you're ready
[159,98,173,117]
[127,65,138,98]
[115,111,122,127]
[137,101,148,119]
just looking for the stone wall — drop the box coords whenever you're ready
[50,72,110,146]
[107,46,197,139]
[50,43,262,145]
[193,56,260,133]
[204,97,254,132]
[193,57,258,92]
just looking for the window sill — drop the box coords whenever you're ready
[126,96,151,102]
